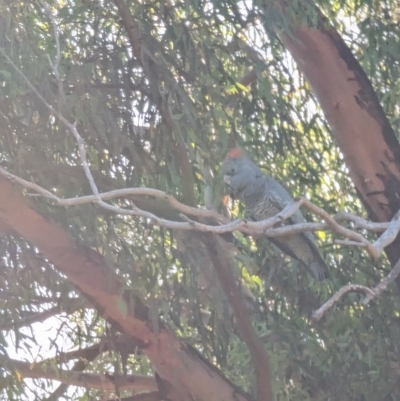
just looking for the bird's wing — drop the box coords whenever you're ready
[261,178,329,280]
[268,229,329,280]
[262,178,305,224]
[265,177,317,239]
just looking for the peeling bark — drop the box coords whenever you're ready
[269,4,400,265]
[0,176,249,401]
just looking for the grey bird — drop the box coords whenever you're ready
[221,148,329,281]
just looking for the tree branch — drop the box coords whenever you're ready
[43,339,108,401]
[0,175,250,401]
[372,209,400,258]
[4,34,400,263]
[2,163,400,261]
[299,198,379,259]
[312,257,400,321]
[268,0,400,270]
[0,355,157,392]
[0,297,88,331]
[361,258,400,305]
[113,0,196,206]
[202,235,274,401]
[311,284,375,322]
[104,393,163,401]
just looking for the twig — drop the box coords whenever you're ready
[0,355,157,392]
[372,209,400,257]
[39,0,61,71]
[0,166,377,243]
[312,257,400,321]
[0,35,107,207]
[0,166,228,223]
[3,32,398,259]
[0,167,59,201]
[0,298,88,331]
[361,258,400,305]
[4,29,400,326]
[2,39,400,270]
[334,239,368,247]
[0,166,314,234]
[38,0,64,106]
[301,198,379,259]
[0,164,394,255]
[335,211,389,232]
[311,284,375,322]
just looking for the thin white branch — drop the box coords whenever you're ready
[0,167,59,201]
[69,122,103,199]
[311,284,375,323]
[334,239,368,247]
[3,44,397,260]
[372,209,400,257]
[0,164,396,252]
[361,258,400,305]
[0,48,60,117]
[312,257,400,321]
[301,198,379,259]
[3,35,400,320]
[38,0,64,106]
[335,211,389,232]
[0,167,228,222]
[0,37,103,205]
[0,164,304,234]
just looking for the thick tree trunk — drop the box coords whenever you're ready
[0,176,249,401]
[267,4,400,265]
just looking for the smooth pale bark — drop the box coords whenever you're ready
[0,176,249,401]
[271,5,400,264]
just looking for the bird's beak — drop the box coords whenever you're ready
[223,175,231,185]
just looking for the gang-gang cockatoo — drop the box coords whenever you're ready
[221,148,329,281]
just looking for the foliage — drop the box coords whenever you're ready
[0,0,399,400]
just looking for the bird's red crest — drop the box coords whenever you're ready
[226,148,243,159]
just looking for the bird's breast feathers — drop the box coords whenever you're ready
[223,175,231,185]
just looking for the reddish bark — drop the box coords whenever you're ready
[0,176,249,401]
[202,234,274,401]
[273,7,400,265]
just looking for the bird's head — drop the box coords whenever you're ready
[221,148,263,198]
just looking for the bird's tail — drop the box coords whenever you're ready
[270,235,330,281]
[308,259,329,281]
